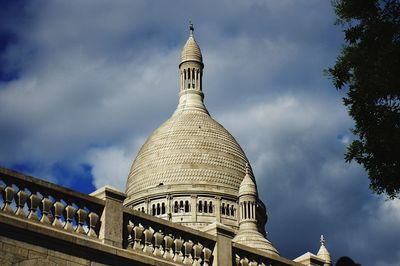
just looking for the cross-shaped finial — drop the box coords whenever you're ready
[189,21,194,36]
[320,235,325,246]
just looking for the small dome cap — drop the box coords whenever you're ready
[239,163,257,196]
[180,22,203,66]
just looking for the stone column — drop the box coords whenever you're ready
[215,196,221,223]
[167,194,172,221]
[190,195,197,223]
[90,186,126,248]
[145,198,150,215]
[202,223,235,266]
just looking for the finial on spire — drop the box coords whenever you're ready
[320,235,325,246]
[189,21,194,36]
[245,163,250,175]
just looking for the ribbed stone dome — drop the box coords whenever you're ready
[125,109,249,202]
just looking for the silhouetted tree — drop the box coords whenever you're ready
[326,0,400,198]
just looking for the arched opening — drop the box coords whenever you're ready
[198,201,203,213]
[231,205,235,217]
[156,203,160,215]
[152,204,156,216]
[161,203,166,214]
[208,201,213,213]
[227,204,230,216]
[204,201,208,213]
[192,68,195,88]
[174,201,178,213]
[184,200,189,212]
[141,207,145,213]
[221,203,225,215]
[179,201,184,213]
[187,68,191,88]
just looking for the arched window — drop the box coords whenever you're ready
[152,204,156,216]
[204,201,208,213]
[174,201,179,213]
[198,201,202,213]
[231,205,235,217]
[161,203,166,214]
[188,68,191,88]
[179,201,184,213]
[227,204,230,216]
[141,207,145,213]
[192,68,195,88]
[221,203,225,215]
[208,201,213,213]
[185,200,189,213]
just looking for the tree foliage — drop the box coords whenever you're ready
[327,0,400,198]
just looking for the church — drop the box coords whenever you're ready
[0,24,331,266]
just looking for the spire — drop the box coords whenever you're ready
[317,235,332,266]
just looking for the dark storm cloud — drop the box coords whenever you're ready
[0,1,398,265]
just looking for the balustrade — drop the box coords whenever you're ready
[124,209,215,266]
[0,168,104,239]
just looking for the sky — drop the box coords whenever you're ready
[0,0,399,265]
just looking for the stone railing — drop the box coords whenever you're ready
[123,208,216,266]
[0,167,303,266]
[0,167,104,239]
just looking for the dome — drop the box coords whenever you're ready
[179,24,202,65]
[124,23,267,233]
[125,109,250,203]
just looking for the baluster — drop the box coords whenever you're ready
[64,204,77,231]
[52,201,65,228]
[133,223,145,250]
[203,247,212,266]
[183,240,193,265]
[192,243,203,266]
[163,234,174,260]
[153,230,164,257]
[240,257,249,266]
[75,208,88,234]
[249,261,258,266]
[234,254,241,266]
[15,190,28,217]
[2,186,15,214]
[126,221,134,248]
[143,227,155,253]
[173,237,184,262]
[40,197,53,224]
[87,212,99,237]
[27,194,41,220]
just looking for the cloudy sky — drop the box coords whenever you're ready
[1,0,399,265]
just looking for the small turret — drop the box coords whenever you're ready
[317,235,332,266]
[232,164,279,256]
[176,22,207,114]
